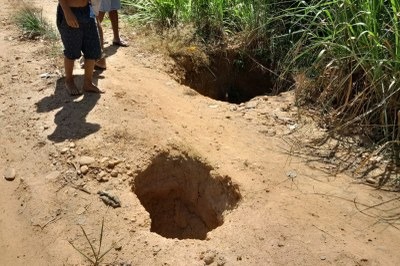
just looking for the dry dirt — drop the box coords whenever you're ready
[1,0,400,265]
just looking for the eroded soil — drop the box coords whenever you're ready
[1,0,400,265]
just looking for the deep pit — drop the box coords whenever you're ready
[172,49,293,103]
[133,151,241,240]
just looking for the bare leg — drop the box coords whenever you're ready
[109,10,128,46]
[83,59,103,93]
[109,10,120,42]
[64,57,81,95]
[96,17,106,69]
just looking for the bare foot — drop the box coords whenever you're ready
[65,80,82,96]
[83,83,104,94]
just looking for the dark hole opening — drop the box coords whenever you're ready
[172,49,293,104]
[132,152,241,240]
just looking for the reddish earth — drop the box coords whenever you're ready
[0,0,399,265]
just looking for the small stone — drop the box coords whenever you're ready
[80,165,89,175]
[110,170,119,177]
[108,159,122,169]
[69,142,76,148]
[320,256,326,261]
[245,101,258,109]
[60,147,69,154]
[127,170,134,177]
[100,157,109,163]
[79,156,95,166]
[97,171,108,182]
[203,251,216,265]
[4,168,16,181]
[204,255,215,265]
[366,178,376,185]
[286,171,297,179]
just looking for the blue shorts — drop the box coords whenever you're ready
[56,4,101,60]
[99,0,121,12]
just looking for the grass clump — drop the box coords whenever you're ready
[14,7,57,40]
[68,218,121,266]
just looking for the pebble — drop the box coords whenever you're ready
[97,171,109,182]
[111,170,119,177]
[80,165,89,175]
[245,101,258,109]
[79,156,95,166]
[4,168,16,181]
[69,142,76,148]
[108,159,122,169]
[60,147,69,154]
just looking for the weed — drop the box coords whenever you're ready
[14,6,57,40]
[68,218,121,266]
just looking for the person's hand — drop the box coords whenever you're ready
[64,12,79,28]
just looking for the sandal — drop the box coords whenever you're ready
[112,39,129,47]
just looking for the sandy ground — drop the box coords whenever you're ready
[1,0,400,265]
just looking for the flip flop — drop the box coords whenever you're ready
[112,39,129,47]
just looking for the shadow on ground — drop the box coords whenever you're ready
[35,75,102,142]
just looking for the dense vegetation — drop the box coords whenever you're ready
[121,0,400,162]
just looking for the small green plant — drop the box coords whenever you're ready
[68,218,120,266]
[14,6,56,40]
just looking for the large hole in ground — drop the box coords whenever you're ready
[172,48,294,103]
[133,151,241,240]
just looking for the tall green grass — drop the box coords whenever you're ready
[122,0,400,159]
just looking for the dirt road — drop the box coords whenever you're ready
[0,0,399,265]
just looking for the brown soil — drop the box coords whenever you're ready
[0,0,399,265]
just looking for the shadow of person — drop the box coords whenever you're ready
[103,43,119,58]
[36,76,101,143]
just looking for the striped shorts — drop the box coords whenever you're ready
[99,0,121,12]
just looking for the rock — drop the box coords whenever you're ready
[203,251,216,265]
[79,156,95,166]
[245,101,258,109]
[60,147,69,154]
[107,159,122,169]
[98,190,121,208]
[69,142,76,148]
[110,170,119,178]
[97,171,108,182]
[80,165,89,175]
[4,168,16,181]
[366,178,376,185]
[286,171,297,179]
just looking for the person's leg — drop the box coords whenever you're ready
[95,17,106,69]
[97,11,106,23]
[109,10,119,42]
[57,4,82,95]
[81,18,103,93]
[109,9,128,46]
[64,57,81,95]
[83,59,103,93]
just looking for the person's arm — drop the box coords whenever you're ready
[58,0,79,28]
